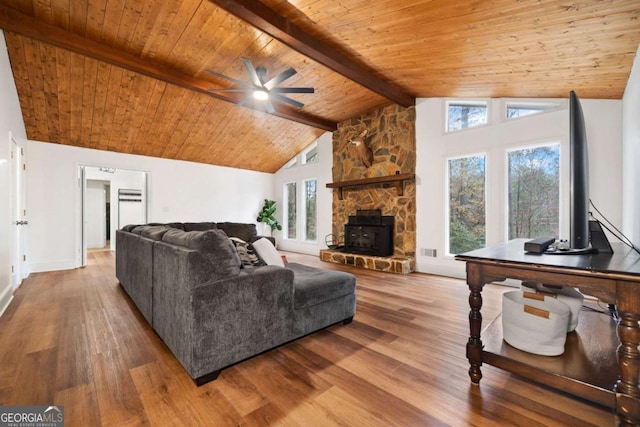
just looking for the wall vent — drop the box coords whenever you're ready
[421,248,437,257]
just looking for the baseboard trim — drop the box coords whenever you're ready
[0,284,14,318]
[29,260,76,273]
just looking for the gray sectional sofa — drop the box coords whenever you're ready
[115,222,356,385]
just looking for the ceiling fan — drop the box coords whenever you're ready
[207,57,314,114]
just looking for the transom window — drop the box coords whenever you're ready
[505,102,561,119]
[446,101,488,132]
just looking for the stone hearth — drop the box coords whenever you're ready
[320,249,414,275]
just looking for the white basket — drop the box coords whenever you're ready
[521,282,584,332]
[502,290,571,356]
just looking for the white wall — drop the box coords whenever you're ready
[415,97,623,278]
[0,31,28,315]
[26,141,274,272]
[622,43,640,246]
[273,132,333,255]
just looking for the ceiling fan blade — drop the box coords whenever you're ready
[272,93,304,109]
[207,88,252,93]
[207,69,255,89]
[236,94,252,108]
[264,67,297,90]
[271,87,314,94]
[241,57,263,87]
[265,99,276,114]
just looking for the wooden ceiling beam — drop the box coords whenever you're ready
[0,5,337,132]
[210,0,415,108]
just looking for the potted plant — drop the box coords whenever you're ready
[256,199,282,236]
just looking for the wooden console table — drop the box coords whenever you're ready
[456,239,640,426]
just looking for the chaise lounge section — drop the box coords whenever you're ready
[115,222,356,385]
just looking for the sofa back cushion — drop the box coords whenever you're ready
[217,222,257,242]
[183,222,217,232]
[162,228,241,277]
[132,225,171,240]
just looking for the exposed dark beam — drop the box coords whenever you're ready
[0,5,337,132]
[209,0,415,108]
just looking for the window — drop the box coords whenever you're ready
[447,155,486,255]
[284,182,296,239]
[304,179,317,241]
[301,142,318,165]
[283,158,297,169]
[505,102,561,119]
[507,144,560,239]
[446,101,488,132]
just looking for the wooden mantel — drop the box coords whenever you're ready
[326,173,415,200]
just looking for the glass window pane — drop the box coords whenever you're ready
[447,103,488,132]
[304,179,317,241]
[506,103,560,119]
[448,155,486,254]
[285,182,296,239]
[508,145,560,239]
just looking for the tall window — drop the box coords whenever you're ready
[304,179,317,241]
[447,101,488,132]
[284,182,296,239]
[507,144,560,239]
[447,155,486,254]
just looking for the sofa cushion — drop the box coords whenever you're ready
[252,238,284,267]
[183,222,217,232]
[229,237,264,267]
[287,262,356,309]
[165,222,186,230]
[137,225,171,240]
[162,228,241,276]
[216,222,257,242]
[121,224,140,232]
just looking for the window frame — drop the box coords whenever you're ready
[503,100,563,121]
[504,141,561,242]
[283,181,297,240]
[445,152,488,256]
[302,178,318,242]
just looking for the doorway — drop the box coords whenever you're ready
[79,166,148,267]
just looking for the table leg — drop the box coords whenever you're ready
[467,281,484,384]
[615,311,640,426]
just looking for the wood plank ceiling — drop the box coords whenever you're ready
[1,0,639,173]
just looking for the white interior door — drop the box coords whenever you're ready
[10,137,26,290]
[86,180,107,249]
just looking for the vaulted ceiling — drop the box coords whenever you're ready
[1,1,639,173]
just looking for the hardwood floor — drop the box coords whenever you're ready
[0,251,614,426]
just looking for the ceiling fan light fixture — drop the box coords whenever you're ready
[253,89,269,100]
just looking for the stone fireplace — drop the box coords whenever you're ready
[321,104,416,274]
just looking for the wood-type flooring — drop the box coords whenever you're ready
[0,250,614,426]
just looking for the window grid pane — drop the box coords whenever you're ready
[508,145,560,239]
[304,179,317,241]
[448,155,486,254]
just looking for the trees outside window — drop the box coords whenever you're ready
[447,102,488,132]
[304,179,317,241]
[507,144,560,239]
[284,182,296,239]
[447,155,486,254]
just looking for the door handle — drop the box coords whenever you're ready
[15,221,28,225]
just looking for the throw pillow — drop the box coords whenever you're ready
[252,237,285,267]
[229,237,264,267]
